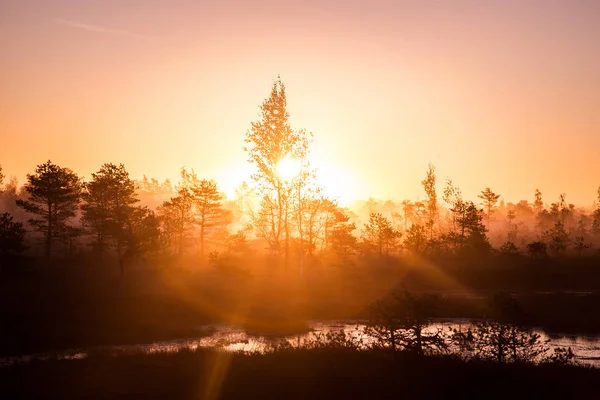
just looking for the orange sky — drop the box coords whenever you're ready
[1,1,600,206]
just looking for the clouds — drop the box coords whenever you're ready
[53,18,146,40]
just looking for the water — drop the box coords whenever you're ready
[1,320,599,367]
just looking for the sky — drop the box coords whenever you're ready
[1,0,600,206]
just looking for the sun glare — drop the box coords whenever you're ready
[276,157,302,181]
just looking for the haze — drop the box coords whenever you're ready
[2,0,600,205]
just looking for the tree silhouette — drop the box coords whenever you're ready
[368,291,445,354]
[126,206,161,258]
[442,178,462,233]
[573,236,591,257]
[157,168,197,256]
[421,163,438,239]
[526,241,548,259]
[329,210,357,259]
[300,196,334,256]
[192,178,225,257]
[16,160,81,258]
[453,293,546,363]
[81,163,138,268]
[450,201,490,252]
[403,224,427,254]
[0,165,4,191]
[0,212,26,271]
[533,189,544,215]
[252,194,281,255]
[401,200,415,231]
[244,77,311,263]
[592,186,600,238]
[499,241,519,255]
[542,221,569,256]
[478,187,500,229]
[362,212,401,256]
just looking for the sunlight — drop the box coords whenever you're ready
[276,156,302,181]
[314,162,362,206]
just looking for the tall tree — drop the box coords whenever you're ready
[244,76,311,263]
[16,161,81,258]
[421,163,438,239]
[478,187,500,228]
[81,163,138,264]
[192,178,225,257]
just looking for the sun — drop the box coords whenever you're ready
[276,156,302,181]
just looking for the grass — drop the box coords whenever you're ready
[1,346,599,399]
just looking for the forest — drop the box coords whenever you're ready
[2,78,600,398]
[2,79,600,276]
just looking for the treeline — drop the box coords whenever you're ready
[1,77,600,274]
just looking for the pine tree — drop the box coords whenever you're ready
[192,179,225,257]
[81,163,138,262]
[16,160,81,258]
[478,187,500,228]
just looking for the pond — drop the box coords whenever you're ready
[2,320,599,367]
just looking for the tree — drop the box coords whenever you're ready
[126,206,161,257]
[478,187,500,229]
[533,189,544,215]
[592,186,600,238]
[368,291,446,354]
[452,294,546,363]
[157,168,196,255]
[401,200,415,231]
[442,178,462,233]
[0,164,4,191]
[526,241,547,259]
[251,194,281,255]
[16,161,81,258]
[573,236,591,257]
[421,164,438,238]
[446,196,490,253]
[0,212,27,271]
[300,196,335,256]
[329,209,357,259]
[542,221,569,256]
[81,163,138,262]
[244,77,311,263]
[403,224,427,254]
[192,178,225,257]
[224,226,253,254]
[362,212,401,256]
[499,241,519,255]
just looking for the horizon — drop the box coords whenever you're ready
[2,1,600,206]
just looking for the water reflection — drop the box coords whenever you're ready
[1,320,599,368]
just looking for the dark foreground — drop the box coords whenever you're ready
[4,254,600,358]
[1,349,599,399]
